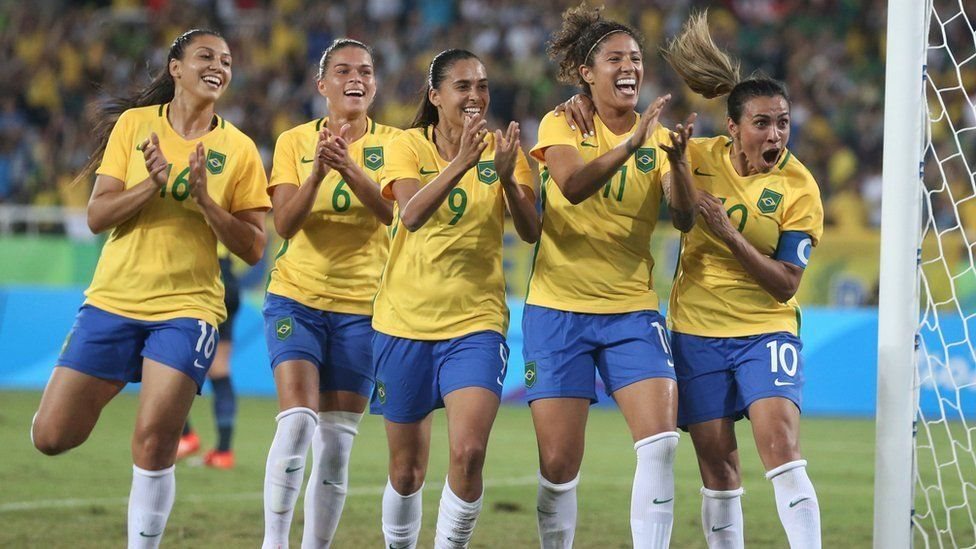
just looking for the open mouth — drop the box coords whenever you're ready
[344,89,365,97]
[762,148,781,165]
[615,77,637,96]
[202,75,222,89]
[462,106,482,117]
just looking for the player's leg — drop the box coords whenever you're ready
[672,332,745,549]
[522,304,594,549]
[433,332,507,548]
[373,332,438,548]
[128,357,199,548]
[32,305,143,454]
[263,294,326,548]
[738,332,820,548]
[600,311,679,549]
[203,339,235,467]
[300,310,375,549]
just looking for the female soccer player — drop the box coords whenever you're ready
[663,13,824,548]
[523,5,698,549]
[177,244,241,469]
[30,29,270,548]
[371,48,539,548]
[260,39,400,549]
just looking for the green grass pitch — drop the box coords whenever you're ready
[1,390,876,547]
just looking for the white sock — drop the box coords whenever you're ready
[434,478,483,548]
[262,407,318,549]
[766,460,821,549]
[127,464,175,549]
[631,431,679,549]
[301,411,362,549]
[701,487,745,549]
[382,479,424,549]
[537,471,579,549]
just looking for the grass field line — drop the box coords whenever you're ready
[0,474,543,513]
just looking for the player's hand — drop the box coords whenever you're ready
[310,128,333,182]
[320,124,352,174]
[628,94,671,152]
[553,94,596,137]
[494,121,520,184]
[187,142,213,207]
[660,112,696,167]
[698,191,737,242]
[141,133,169,188]
[457,113,489,169]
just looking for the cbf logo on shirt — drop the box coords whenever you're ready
[363,147,384,171]
[757,188,783,214]
[635,148,657,173]
[477,160,498,184]
[206,149,227,175]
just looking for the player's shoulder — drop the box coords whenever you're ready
[276,118,322,144]
[369,120,403,140]
[393,126,429,148]
[689,136,731,154]
[114,104,165,130]
[216,116,259,150]
[778,150,821,198]
[538,110,573,134]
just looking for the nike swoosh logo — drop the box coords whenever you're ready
[193,359,206,369]
[419,168,438,175]
[693,167,715,177]
[580,141,597,148]
[652,497,673,504]
[139,531,162,538]
[323,479,341,486]
[711,524,733,532]
[774,379,795,386]
[285,466,303,473]
[536,506,558,517]
[301,157,314,164]
[390,544,410,549]
[789,496,811,508]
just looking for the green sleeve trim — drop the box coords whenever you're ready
[778,150,793,170]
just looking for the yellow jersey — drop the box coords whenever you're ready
[371,126,534,339]
[668,136,824,337]
[86,104,270,326]
[527,111,671,313]
[267,118,400,315]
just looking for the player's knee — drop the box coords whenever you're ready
[538,451,581,484]
[701,463,741,491]
[389,462,426,495]
[132,428,179,468]
[31,414,80,456]
[449,442,487,478]
[757,438,802,468]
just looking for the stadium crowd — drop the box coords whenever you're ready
[0,0,909,230]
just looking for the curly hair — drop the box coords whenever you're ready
[546,3,644,93]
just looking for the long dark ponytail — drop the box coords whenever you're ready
[75,28,223,184]
[411,49,481,129]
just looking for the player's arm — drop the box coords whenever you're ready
[495,122,540,243]
[396,115,488,231]
[660,113,698,232]
[272,128,332,239]
[546,95,670,205]
[187,143,267,265]
[320,126,393,225]
[87,133,169,234]
[697,191,806,302]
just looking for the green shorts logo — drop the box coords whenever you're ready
[376,380,387,404]
[275,317,293,341]
[757,188,784,214]
[477,160,498,184]
[206,149,227,175]
[524,361,537,388]
[364,147,384,171]
[635,148,656,173]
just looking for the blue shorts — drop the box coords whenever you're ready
[371,330,509,423]
[672,331,804,428]
[263,293,375,397]
[58,304,218,393]
[521,305,675,403]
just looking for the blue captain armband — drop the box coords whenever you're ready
[775,231,813,268]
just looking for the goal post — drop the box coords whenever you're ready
[875,1,929,547]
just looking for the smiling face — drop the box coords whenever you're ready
[429,58,489,129]
[579,32,642,112]
[169,34,232,103]
[729,95,791,173]
[317,46,376,118]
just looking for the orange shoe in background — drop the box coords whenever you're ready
[203,449,235,469]
[176,431,201,460]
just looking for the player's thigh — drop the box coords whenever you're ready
[688,417,741,489]
[443,386,501,458]
[522,305,600,402]
[320,312,375,411]
[530,397,590,483]
[207,340,232,378]
[613,377,678,441]
[132,357,200,467]
[748,396,803,470]
[33,366,125,450]
[273,359,321,411]
[672,332,739,429]
[372,333,439,423]
[385,414,433,493]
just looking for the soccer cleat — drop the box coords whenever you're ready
[203,449,235,469]
[176,431,201,459]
